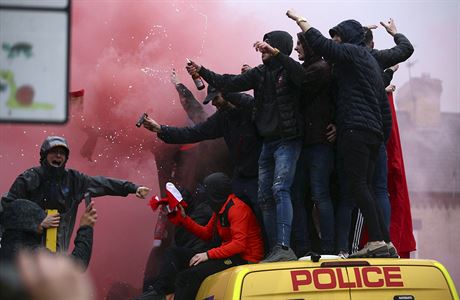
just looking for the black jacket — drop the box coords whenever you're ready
[305,20,391,141]
[370,33,414,71]
[158,94,261,179]
[1,166,138,251]
[198,31,303,141]
[273,45,333,145]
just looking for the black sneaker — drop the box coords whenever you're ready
[349,241,390,258]
[387,242,400,258]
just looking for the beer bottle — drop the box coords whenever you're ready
[186,58,205,90]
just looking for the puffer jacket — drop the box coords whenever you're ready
[304,20,391,141]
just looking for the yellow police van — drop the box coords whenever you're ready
[196,257,458,300]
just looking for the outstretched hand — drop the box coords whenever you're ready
[136,186,150,199]
[142,115,161,133]
[170,69,180,85]
[380,18,397,36]
[185,60,201,75]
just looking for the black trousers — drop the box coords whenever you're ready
[337,129,390,243]
[148,246,247,300]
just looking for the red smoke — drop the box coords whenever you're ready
[0,1,264,299]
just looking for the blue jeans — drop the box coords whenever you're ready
[258,139,302,250]
[373,143,390,229]
[291,144,335,254]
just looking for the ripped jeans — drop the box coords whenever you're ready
[258,138,302,250]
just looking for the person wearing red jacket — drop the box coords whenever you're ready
[139,172,264,300]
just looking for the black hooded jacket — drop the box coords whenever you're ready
[198,31,303,141]
[305,20,391,141]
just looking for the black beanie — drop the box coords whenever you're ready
[203,173,232,212]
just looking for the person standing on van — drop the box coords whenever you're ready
[287,10,393,258]
[186,30,303,262]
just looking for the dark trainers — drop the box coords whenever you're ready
[261,245,297,262]
[387,242,400,258]
[349,241,390,258]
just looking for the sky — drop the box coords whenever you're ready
[0,0,459,297]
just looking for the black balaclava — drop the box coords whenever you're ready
[39,136,70,179]
[203,173,232,213]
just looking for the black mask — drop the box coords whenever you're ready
[203,173,232,213]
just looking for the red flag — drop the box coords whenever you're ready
[386,92,416,257]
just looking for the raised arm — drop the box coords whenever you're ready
[71,201,97,270]
[373,19,414,69]
[171,70,207,124]
[286,10,357,63]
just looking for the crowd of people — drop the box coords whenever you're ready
[0,9,414,300]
